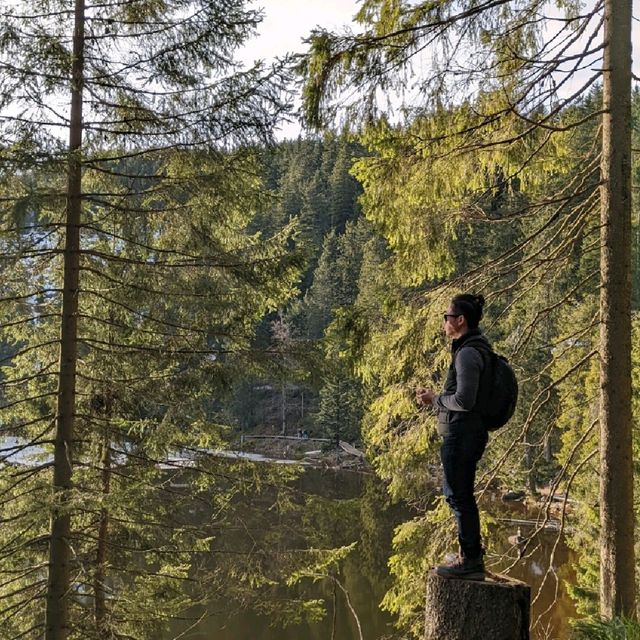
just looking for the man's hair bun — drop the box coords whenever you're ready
[451,293,485,329]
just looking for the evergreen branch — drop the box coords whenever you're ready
[0,483,50,513]
[0,314,61,330]
[0,391,58,411]
[0,341,60,367]
[0,583,48,623]
[76,336,230,356]
[79,248,291,270]
[530,449,598,628]
[78,289,232,331]
[1,362,59,388]
[3,625,47,640]
[0,290,62,305]
[0,423,55,466]
[0,565,49,593]
[478,348,598,499]
[0,414,56,436]
[77,313,211,339]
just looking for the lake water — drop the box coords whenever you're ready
[0,436,575,638]
[164,466,577,640]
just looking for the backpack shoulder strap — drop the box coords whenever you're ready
[456,339,494,370]
[458,342,495,414]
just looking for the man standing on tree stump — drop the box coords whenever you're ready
[416,293,490,580]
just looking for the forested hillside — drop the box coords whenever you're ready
[227,134,370,444]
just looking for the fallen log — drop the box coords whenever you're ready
[424,570,530,640]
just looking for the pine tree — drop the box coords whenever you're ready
[0,1,303,638]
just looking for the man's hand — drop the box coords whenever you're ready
[416,387,436,407]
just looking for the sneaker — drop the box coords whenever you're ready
[435,553,485,581]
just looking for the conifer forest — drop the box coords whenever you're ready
[0,1,639,639]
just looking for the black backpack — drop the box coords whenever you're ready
[474,346,518,431]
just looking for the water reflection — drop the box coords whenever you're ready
[488,497,577,639]
[166,468,576,640]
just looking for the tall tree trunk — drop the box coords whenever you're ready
[45,0,84,637]
[599,0,635,619]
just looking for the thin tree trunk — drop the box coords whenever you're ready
[524,437,536,494]
[543,433,552,464]
[45,0,84,637]
[599,0,635,619]
[281,381,286,435]
[95,416,111,635]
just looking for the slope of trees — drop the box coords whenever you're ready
[225,135,369,440]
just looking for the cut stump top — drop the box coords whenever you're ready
[425,570,531,640]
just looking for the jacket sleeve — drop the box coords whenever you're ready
[434,347,484,412]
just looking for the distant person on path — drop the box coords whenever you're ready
[416,293,490,580]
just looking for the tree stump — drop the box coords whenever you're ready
[424,571,530,640]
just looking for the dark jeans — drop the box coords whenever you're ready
[440,426,488,559]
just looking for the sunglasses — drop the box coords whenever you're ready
[443,313,462,321]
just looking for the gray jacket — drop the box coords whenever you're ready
[434,330,491,436]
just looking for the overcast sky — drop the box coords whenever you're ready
[241,0,360,64]
[238,0,359,137]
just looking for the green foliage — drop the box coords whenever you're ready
[571,617,640,640]
[1,0,635,634]
[0,147,308,638]
[286,544,358,587]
